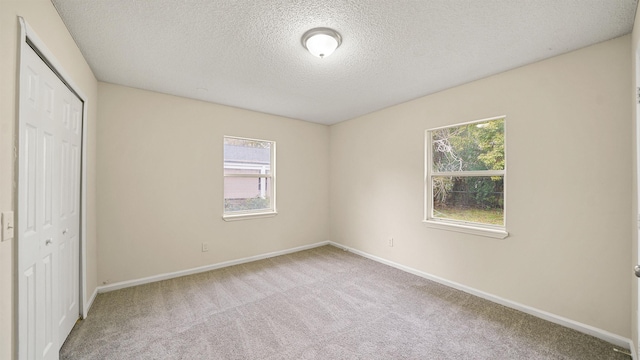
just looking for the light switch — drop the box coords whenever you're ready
[2,212,14,242]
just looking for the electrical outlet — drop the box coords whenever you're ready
[388,238,393,247]
[202,243,209,252]
[1,211,14,242]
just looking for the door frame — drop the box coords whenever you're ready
[635,46,640,358]
[16,15,89,348]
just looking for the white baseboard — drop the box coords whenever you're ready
[328,241,633,352]
[83,287,98,318]
[97,241,330,293]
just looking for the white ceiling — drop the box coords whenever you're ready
[52,0,637,125]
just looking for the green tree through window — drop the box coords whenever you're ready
[428,118,505,227]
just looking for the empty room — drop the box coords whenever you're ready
[2,0,640,359]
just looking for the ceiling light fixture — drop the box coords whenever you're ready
[301,27,342,58]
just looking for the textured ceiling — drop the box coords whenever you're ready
[52,0,637,125]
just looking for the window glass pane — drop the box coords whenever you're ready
[432,118,504,172]
[224,138,271,176]
[432,176,503,225]
[224,177,272,212]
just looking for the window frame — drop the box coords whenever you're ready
[222,136,277,221]
[423,116,508,239]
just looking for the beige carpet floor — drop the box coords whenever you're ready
[60,245,630,359]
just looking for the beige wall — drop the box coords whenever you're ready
[97,82,329,285]
[0,0,99,358]
[330,36,632,337]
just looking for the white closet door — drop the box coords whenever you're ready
[19,43,82,360]
[56,68,82,345]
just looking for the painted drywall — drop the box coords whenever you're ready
[0,0,99,358]
[330,35,632,337]
[97,82,329,285]
[631,3,640,354]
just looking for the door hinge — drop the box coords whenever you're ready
[637,87,640,104]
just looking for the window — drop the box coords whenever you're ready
[223,136,276,220]
[424,117,507,238]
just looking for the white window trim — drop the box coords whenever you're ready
[223,211,278,222]
[422,220,508,239]
[424,116,508,239]
[223,136,276,221]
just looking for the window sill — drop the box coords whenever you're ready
[423,220,508,239]
[223,211,278,222]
